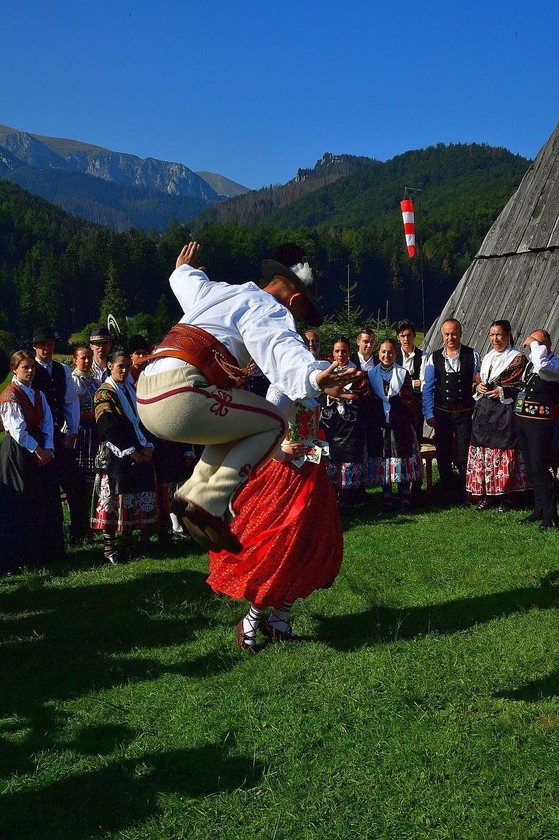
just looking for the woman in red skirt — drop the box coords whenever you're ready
[208,387,343,652]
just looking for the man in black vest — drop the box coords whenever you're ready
[422,318,480,502]
[350,327,378,372]
[515,329,559,529]
[32,326,90,545]
[396,320,424,501]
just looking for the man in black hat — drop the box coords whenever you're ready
[32,326,90,545]
[89,326,112,383]
[136,241,362,553]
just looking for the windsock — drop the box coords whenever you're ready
[400,197,416,258]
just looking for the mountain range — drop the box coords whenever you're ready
[0,125,530,243]
[0,124,248,231]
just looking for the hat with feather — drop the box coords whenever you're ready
[261,243,323,327]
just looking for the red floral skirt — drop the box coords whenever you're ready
[208,458,343,608]
[466,445,529,497]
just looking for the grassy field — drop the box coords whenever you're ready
[1,491,559,840]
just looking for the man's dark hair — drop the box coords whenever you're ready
[397,319,417,336]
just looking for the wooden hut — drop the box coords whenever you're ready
[423,123,559,355]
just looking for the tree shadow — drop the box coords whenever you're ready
[0,567,235,781]
[496,671,559,702]
[312,574,559,651]
[0,738,263,840]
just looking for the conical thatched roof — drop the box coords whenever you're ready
[423,123,559,354]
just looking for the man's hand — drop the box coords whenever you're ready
[523,329,549,349]
[36,447,54,466]
[176,241,201,270]
[316,362,364,399]
[426,417,436,428]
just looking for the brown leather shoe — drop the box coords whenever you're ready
[173,498,242,554]
[235,619,258,653]
[261,620,309,643]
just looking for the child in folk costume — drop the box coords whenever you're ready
[0,351,65,570]
[367,338,423,511]
[207,386,343,652]
[91,350,156,564]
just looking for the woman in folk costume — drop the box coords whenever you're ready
[319,335,368,512]
[0,351,64,571]
[367,338,423,512]
[71,345,100,500]
[466,320,528,510]
[91,350,156,564]
[207,385,343,653]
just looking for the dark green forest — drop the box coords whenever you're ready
[0,142,530,350]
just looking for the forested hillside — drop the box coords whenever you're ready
[199,143,528,231]
[0,139,530,348]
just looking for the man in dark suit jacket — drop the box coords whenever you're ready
[32,326,90,545]
[396,320,424,500]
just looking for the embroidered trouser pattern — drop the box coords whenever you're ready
[136,365,286,518]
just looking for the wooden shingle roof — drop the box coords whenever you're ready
[423,123,559,354]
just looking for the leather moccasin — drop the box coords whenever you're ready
[172,498,242,554]
[261,621,309,643]
[235,619,258,653]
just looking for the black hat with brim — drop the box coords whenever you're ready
[89,326,112,344]
[261,259,323,327]
[32,326,59,343]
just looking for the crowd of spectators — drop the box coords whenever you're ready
[1,312,559,574]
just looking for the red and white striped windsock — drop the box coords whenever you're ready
[400,197,416,258]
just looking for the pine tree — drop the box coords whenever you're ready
[99,262,128,337]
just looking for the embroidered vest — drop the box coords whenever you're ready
[432,346,475,410]
[514,363,559,419]
[0,383,45,440]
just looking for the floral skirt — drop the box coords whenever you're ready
[208,458,343,609]
[466,446,530,497]
[327,459,367,490]
[91,473,156,532]
[367,448,423,486]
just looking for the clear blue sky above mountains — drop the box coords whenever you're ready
[3,0,557,190]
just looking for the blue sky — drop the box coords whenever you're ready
[2,0,557,189]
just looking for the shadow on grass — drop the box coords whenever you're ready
[0,739,263,840]
[496,671,559,702]
[0,567,221,780]
[313,574,559,651]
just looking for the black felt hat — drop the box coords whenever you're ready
[261,243,323,327]
[89,326,112,344]
[32,326,59,343]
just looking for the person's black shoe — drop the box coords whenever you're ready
[516,513,542,525]
[539,520,558,531]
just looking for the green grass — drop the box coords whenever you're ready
[1,492,559,840]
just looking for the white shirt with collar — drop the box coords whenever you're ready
[0,378,54,452]
[356,352,376,372]
[143,263,330,401]
[528,340,559,381]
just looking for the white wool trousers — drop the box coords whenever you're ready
[136,365,286,517]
